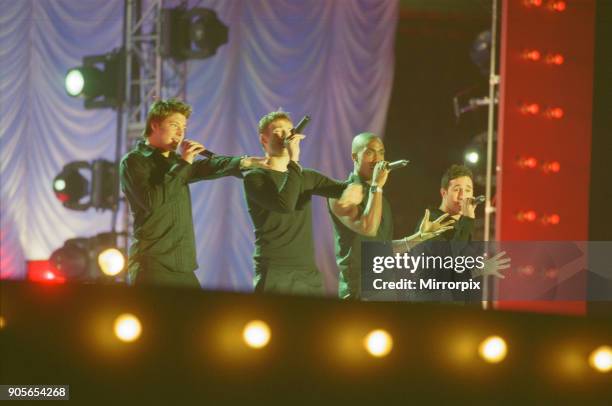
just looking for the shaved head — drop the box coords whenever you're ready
[351,132,380,153]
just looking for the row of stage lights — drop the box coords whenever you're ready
[523,0,567,11]
[28,235,127,284]
[2,313,607,373]
[514,1,568,229]
[520,103,564,118]
[522,49,564,65]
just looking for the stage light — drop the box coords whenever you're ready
[364,329,393,358]
[545,107,564,119]
[478,336,507,363]
[161,8,228,61]
[548,0,566,12]
[542,161,561,174]
[521,103,540,115]
[546,53,564,65]
[517,156,538,169]
[542,213,561,225]
[242,320,271,349]
[544,268,559,279]
[470,31,491,76]
[518,265,536,277]
[517,210,537,222]
[524,0,543,7]
[522,49,541,61]
[53,159,118,211]
[0,316,5,329]
[465,151,480,165]
[53,161,90,210]
[98,248,126,277]
[50,238,90,279]
[65,69,85,97]
[90,159,119,211]
[113,313,142,343]
[589,346,612,373]
[50,232,125,281]
[65,48,124,109]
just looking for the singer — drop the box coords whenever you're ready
[119,99,263,287]
[407,164,510,303]
[327,133,454,300]
[242,111,361,296]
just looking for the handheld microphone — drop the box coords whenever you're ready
[198,149,215,158]
[290,115,311,136]
[469,195,486,205]
[386,159,410,171]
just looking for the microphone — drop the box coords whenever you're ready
[199,149,214,158]
[291,115,311,135]
[386,159,410,171]
[469,195,486,205]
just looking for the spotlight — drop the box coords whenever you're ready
[364,329,393,358]
[113,313,142,343]
[49,232,126,281]
[65,69,85,97]
[478,335,507,363]
[65,48,125,109]
[49,237,90,280]
[161,8,228,61]
[98,248,126,277]
[470,31,491,76]
[53,159,118,211]
[465,150,480,165]
[242,320,271,349]
[589,346,612,373]
[53,161,90,211]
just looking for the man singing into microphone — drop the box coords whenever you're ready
[242,111,361,296]
[328,133,454,300]
[120,99,262,287]
[409,164,510,302]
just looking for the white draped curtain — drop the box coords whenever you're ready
[0,0,398,294]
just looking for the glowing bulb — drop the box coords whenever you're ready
[364,329,393,357]
[0,316,5,329]
[479,336,507,363]
[465,151,479,165]
[113,313,142,343]
[53,179,66,192]
[523,49,541,61]
[521,103,540,115]
[589,346,612,373]
[98,248,125,276]
[550,1,566,12]
[242,320,271,349]
[65,69,85,97]
[546,53,564,65]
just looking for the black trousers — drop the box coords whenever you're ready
[128,258,200,289]
[254,264,325,296]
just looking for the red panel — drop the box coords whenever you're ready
[495,0,595,315]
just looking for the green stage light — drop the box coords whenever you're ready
[65,69,85,96]
[64,49,124,109]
